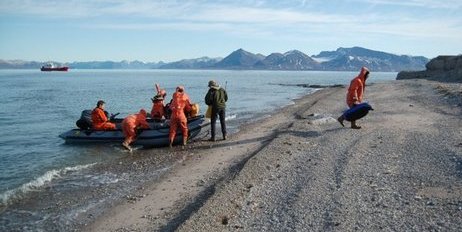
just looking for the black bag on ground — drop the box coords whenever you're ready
[76,110,93,130]
[343,103,374,121]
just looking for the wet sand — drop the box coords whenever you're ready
[85,79,462,231]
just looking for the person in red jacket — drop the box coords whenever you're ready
[122,109,150,151]
[151,84,167,122]
[338,67,370,129]
[169,86,192,148]
[91,100,116,130]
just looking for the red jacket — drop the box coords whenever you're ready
[346,67,369,107]
[151,100,165,120]
[122,111,150,132]
[91,107,108,125]
[121,109,150,144]
[170,92,191,120]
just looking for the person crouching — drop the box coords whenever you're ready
[338,67,370,129]
[169,86,192,148]
[122,109,150,151]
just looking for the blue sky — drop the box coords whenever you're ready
[0,0,461,62]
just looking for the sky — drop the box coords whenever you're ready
[0,0,461,62]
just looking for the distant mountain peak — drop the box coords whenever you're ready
[253,49,318,70]
[313,46,428,71]
[213,49,264,69]
[284,49,303,55]
[159,56,221,69]
[229,48,259,57]
[0,47,428,71]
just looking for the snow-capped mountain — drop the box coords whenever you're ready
[0,47,429,72]
[312,47,428,71]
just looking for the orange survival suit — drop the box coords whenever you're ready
[169,86,192,145]
[151,84,167,121]
[151,100,165,121]
[91,107,116,130]
[346,67,369,108]
[122,109,150,145]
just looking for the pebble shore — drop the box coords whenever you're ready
[86,79,461,232]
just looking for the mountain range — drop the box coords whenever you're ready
[0,47,429,72]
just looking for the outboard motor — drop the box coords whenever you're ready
[76,110,93,130]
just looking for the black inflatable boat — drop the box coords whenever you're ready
[59,115,209,147]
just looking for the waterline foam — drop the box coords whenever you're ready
[0,163,96,206]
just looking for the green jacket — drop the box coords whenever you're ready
[205,87,228,110]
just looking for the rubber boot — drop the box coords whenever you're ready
[122,142,133,152]
[351,120,361,129]
[337,115,345,127]
[183,137,188,146]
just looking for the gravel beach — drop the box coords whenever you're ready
[87,79,462,231]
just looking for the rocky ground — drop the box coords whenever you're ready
[177,79,462,231]
[86,79,461,232]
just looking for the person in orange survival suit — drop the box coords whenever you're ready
[151,84,167,122]
[91,100,116,130]
[169,86,192,148]
[121,109,150,151]
[337,67,370,129]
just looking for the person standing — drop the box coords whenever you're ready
[91,100,116,130]
[338,67,370,129]
[122,109,150,151]
[151,83,167,122]
[169,86,192,148]
[205,80,228,141]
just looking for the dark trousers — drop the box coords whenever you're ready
[211,108,226,139]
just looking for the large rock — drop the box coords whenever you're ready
[426,55,462,71]
[397,55,462,82]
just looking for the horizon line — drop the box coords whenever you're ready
[0,46,438,63]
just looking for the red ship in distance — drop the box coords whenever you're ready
[40,63,69,71]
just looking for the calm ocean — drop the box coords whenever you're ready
[0,69,395,229]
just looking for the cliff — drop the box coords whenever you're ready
[397,55,462,82]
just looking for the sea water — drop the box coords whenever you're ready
[0,69,395,228]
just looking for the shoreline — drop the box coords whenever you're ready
[1,79,460,231]
[83,84,342,231]
[0,86,307,210]
[0,80,322,231]
[87,79,461,231]
[179,79,461,231]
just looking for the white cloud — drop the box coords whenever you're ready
[357,0,462,9]
[0,0,352,24]
[85,22,235,32]
[185,5,352,24]
[2,0,461,41]
[351,20,462,39]
[0,0,184,18]
[0,0,102,17]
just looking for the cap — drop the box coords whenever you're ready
[176,86,185,92]
[208,80,219,89]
